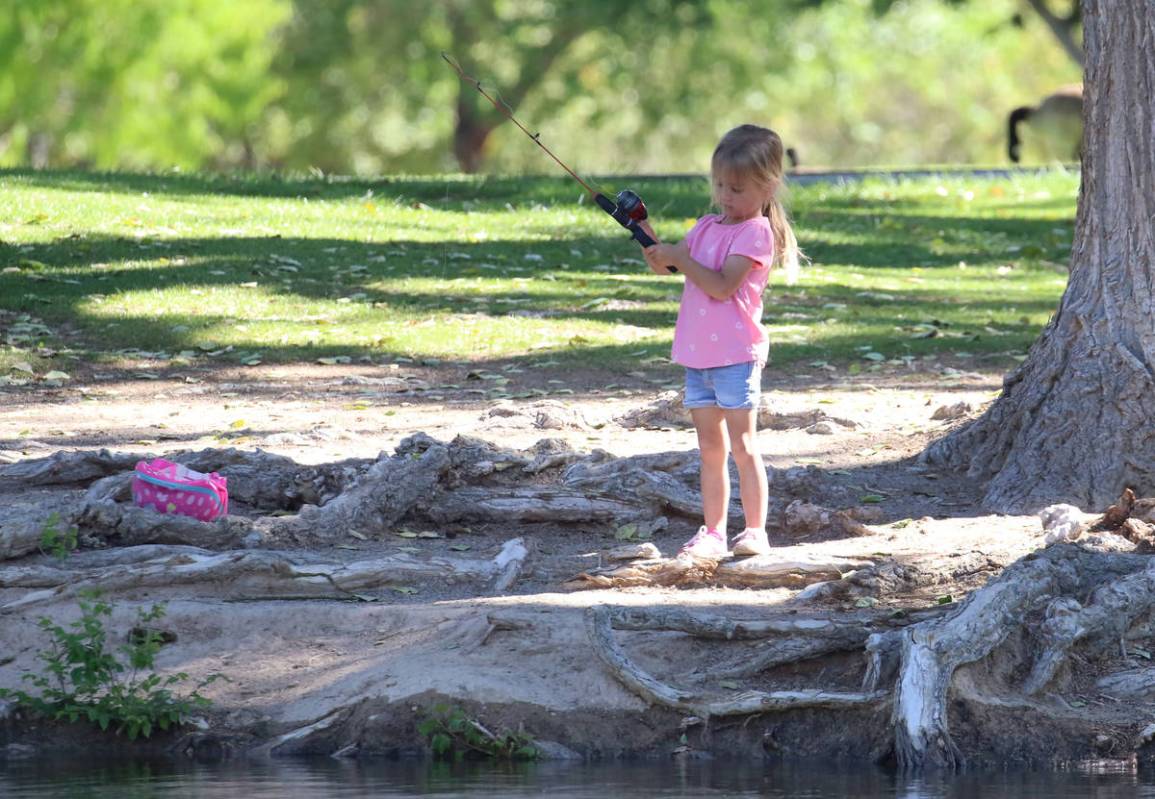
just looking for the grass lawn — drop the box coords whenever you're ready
[0,168,1078,384]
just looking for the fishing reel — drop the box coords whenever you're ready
[594,189,678,272]
[594,189,651,243]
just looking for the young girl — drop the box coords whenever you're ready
[640,124,801,558]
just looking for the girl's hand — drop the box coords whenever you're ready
[638,219,658,244]
[643,240,689,275]
[643,242,682,275]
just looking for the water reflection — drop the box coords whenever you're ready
[2,756,1155,798]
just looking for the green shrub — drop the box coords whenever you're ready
[417,703,537,760]
[0,590,218,740]
[39,512,78,560]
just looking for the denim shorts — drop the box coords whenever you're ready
[683,362,762,410]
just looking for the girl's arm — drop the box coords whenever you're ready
[643,243,755,300]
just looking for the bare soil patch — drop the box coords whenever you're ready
[5,362,1151,768]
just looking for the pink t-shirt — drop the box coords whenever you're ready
[671,214,774,368]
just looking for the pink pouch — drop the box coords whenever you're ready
[132,458,229,522]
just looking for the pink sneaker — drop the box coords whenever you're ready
[678,526,729,559]
[731,528,771,557]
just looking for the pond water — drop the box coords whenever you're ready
[2,757,1155,799]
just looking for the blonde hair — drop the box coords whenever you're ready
[711,124,802,284]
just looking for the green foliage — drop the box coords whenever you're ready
[0,0,1081,172]
[39,512,78,560]
[416,704,538,761]
[0,591,218,740]
[0,0,289,170]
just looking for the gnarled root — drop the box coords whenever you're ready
[585,605,886,717]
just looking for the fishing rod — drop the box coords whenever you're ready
[441,52,677,273]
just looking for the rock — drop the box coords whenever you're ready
[1080,532,1138,552]
[615,391,690,429]
[531,400,594,431]
[782,500,872,538]
[931,402,972,421]
[606,542,661,562]
[1137,722,1155,746]
[773,466,824,496]
[2,743,37,760]
[1039,504,1085,545]
[783,500,828,533]
[483,400,595,431]
[1119,518,1155,552]
[1132,498,1155,525]
[533,740,583,760]
[806,422,835,435]
[845,505,886,524]
[265,433,309,446]
[760,407,858,431]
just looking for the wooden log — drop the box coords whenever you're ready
[429,486,648,525]
[0,538,528,612]
[566,554,871,591]
[0,448,140,485]
[77,498,253,549]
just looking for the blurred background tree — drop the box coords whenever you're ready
[0,0,288,170]
[0,0,1081,174]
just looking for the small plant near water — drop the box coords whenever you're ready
[0,590,218,740]
[417,703,538,761]
[39,512,78,560]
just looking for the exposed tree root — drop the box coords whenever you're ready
[3,435,723,554]
[2,434,894,566]
[584,542,1155,770]
[585,605,886,717]
[565,553,873,591]
[0,539,527,612]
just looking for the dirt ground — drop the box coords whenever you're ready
[0,358,1065,763]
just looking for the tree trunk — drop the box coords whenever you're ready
[452,96,494,175]
[924,2,1155,514]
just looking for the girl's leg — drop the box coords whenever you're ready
[723,408,768,532]
[691,406,730,531]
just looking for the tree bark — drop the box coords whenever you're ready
[924,2,1155,513]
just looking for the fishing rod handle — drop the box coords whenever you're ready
[627,225,678,273]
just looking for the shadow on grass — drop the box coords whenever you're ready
[0,169,713,215]
[0,233,1062,372]
[0,169,1076,376]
